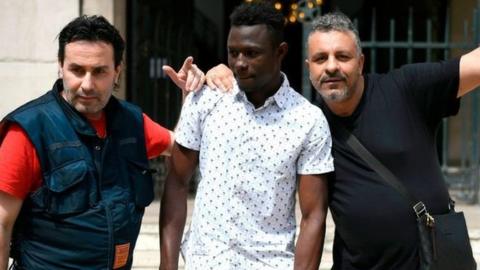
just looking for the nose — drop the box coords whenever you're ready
[325,57,339,74]
[80,72,94,92]
[234,53,248,71]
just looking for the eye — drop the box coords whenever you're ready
[69,66,85,75]
[244,50,259,58]
[337,54,352,61]
[312,54,327,63]
[93,68,107,76]
[228,50,239,58]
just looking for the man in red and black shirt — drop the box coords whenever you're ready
[0,15,204,269]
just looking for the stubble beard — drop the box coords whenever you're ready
[62,85,111,116]
[318,87,351,102]
[310,76,351,103]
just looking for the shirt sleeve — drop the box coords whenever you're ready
[143,113,172,159]
[398,58,460,123]
[0,123,42,199]
[296,108,335,175]
[175,87,223,151]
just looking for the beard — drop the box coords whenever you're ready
[310,72,352,102]
[62,85,112,117]
[318,86,350,102]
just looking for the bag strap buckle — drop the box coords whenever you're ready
[413,201,427,217]
[413,201,435,227]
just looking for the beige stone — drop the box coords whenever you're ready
[0,62,58,117]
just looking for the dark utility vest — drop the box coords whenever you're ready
[0,80,155,269]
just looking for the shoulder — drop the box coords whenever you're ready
[181,85,228,118]
[186,85,225,106]
[116,99,144,122]
[3,91,62,134]
[377,59,460,83]
[284,87,325,120]
[118,98,142,112]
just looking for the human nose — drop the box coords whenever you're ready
[80,72,94,92]
[325,57,339,74]
[234,53,248,71]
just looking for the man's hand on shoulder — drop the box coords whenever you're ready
[206,64,235,92]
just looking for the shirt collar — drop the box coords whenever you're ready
[233,72,291,110]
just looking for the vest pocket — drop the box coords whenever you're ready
[126,159,155,208]
[31,159,94,215]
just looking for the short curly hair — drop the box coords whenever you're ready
[229,1,285,47]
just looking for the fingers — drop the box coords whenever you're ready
[180,56,194,72]
[205,64,234,92]
[221,76,234,92]
[185,64,205,92]
[205,74,233,92]
[162,65,183,87]
[206,75,216,90]
[206,76,225,92]
[191,69,205,92]
[164,56,207,92]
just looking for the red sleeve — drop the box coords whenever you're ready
[0,123,42,199]
[142,113,171,159]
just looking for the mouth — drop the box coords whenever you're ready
[235,72,253,80]
[322,77,345,84]
[78,96,97,101]
[237,75,253,81]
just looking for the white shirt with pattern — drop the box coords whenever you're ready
[175,75,334,270]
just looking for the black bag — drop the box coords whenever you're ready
[336,124,477,270]
[415,202,476,270]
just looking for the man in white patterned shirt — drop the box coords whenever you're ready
[160,2,334,270]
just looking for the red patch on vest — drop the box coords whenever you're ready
[113,242,130,269]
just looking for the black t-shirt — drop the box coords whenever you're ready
[319,59,461,270]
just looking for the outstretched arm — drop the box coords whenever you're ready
[0,192,22,270]
[294,174,329,270]
[163,56,205,98]
[159,143,199,270]
[458,46,480,97]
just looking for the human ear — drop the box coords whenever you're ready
[277,42,289,61]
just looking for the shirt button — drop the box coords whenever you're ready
[94,145,101,151]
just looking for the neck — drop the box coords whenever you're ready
[85,111,104,121]
[246,73,283,108]
[324,76,365,117]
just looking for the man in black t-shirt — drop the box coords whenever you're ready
[205,11,480,270]
[304,12,480,269]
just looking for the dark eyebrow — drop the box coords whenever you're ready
[67,63,83,69]
[93,66,109,70]
[67,63,110,70]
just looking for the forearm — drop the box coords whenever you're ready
[0,192,22,270]
[294,215,326,270]
[159,173,189,269]
[0,225,12,270]
[295,174,329,270]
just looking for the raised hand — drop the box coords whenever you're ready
[162,56,205,94]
